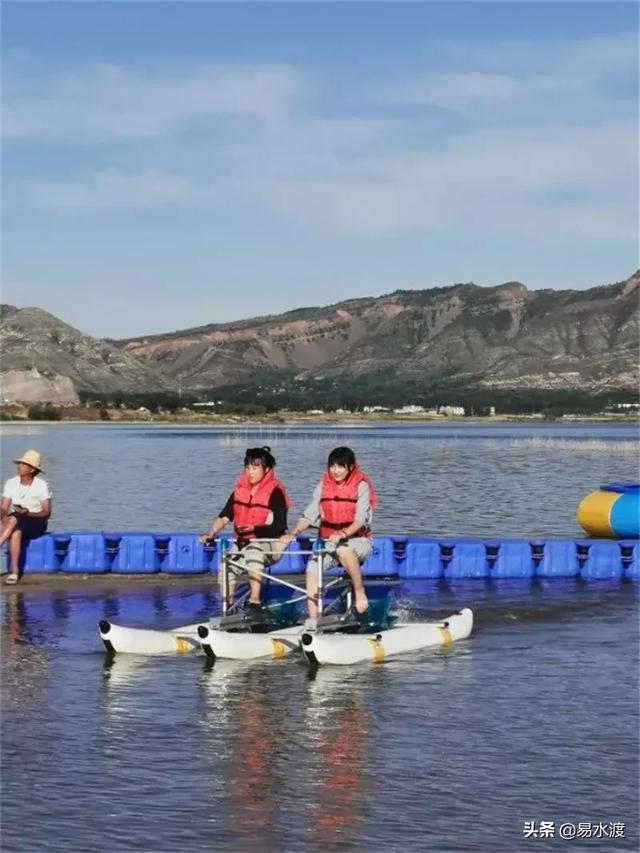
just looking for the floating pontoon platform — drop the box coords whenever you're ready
[9,533,639,580]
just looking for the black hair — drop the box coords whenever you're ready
[327,446,356,468]
[244,446,276,469]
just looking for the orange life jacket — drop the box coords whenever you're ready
[319,466,378,539]
[232,469,291,540]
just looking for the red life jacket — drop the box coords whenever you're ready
[232,469,291,539]
[319,466,378,539]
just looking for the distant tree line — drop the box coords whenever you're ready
[77,371,639,417]
[27,404,62,420]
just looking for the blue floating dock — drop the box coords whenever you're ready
[3,533,638,582]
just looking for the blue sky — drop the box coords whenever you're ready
[2,1,638,338]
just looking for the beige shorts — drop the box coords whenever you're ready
[306,537,372,574]
[225,539,285,587]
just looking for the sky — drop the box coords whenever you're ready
[2,1,638,338]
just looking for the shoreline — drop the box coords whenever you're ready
[1,413,638,428]
[1,571,225,595]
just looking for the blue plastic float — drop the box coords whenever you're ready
[4,532,638,581]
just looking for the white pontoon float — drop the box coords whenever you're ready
[299,608,474,666]
[99,619,206,655]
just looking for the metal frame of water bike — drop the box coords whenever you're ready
[216,537,352,619]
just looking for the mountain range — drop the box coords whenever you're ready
[1,272,638,403]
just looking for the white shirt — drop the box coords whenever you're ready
[2,475,51,513]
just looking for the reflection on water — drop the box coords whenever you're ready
[304,668,372,846]
[102,652,153,691]
[1,594,51,712]
[203,662,287,849]
[195,657,377,850]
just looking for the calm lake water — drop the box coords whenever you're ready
[1,422,639,852]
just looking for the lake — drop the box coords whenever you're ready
[1,422,638,852]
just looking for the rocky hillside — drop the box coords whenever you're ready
[0,305,169,402]
[1,273,637,402]
[118,272,639,391]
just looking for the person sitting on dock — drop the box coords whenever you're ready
[281,446,378,619]
[199,447,291,610]
[0,450,51,584]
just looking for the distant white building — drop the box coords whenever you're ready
[439,405,465,416]
[363,405,390,413]
[306,409,325,415]
[393,404,425,414]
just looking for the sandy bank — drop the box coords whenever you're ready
[0,571,312,596]
[0,572,225,595]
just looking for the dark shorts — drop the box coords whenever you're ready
[11,514,48,539]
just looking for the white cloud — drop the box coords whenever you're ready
[428,31,638,79]
[3,62,303,143]
[4,32,637,251]
[555,32,639,77]
[251,122,637,241]
[391,31,637,125]
[19,170,201,208]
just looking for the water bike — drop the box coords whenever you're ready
[99,538,473,663]
[197,539,474,665]
[97,538,313,656]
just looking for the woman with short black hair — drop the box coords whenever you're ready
[200,447,290,609]
[281,446,378,619]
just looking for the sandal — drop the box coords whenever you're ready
[4,574,19,585]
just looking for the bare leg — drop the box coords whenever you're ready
[306,550,334,618]
[0,516,18,548]
[220,554,239,607]
[243,545,267,605]
[248,577,262,605]
[225,572,237,608]
[336,546,368,613]
[8,528,23,578]
[306,560,319,619]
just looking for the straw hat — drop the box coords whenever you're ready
[13,450,43,472]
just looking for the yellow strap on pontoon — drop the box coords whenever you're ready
[438,626,453,646]
[368,638,385,662]
[271,639,286,659]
